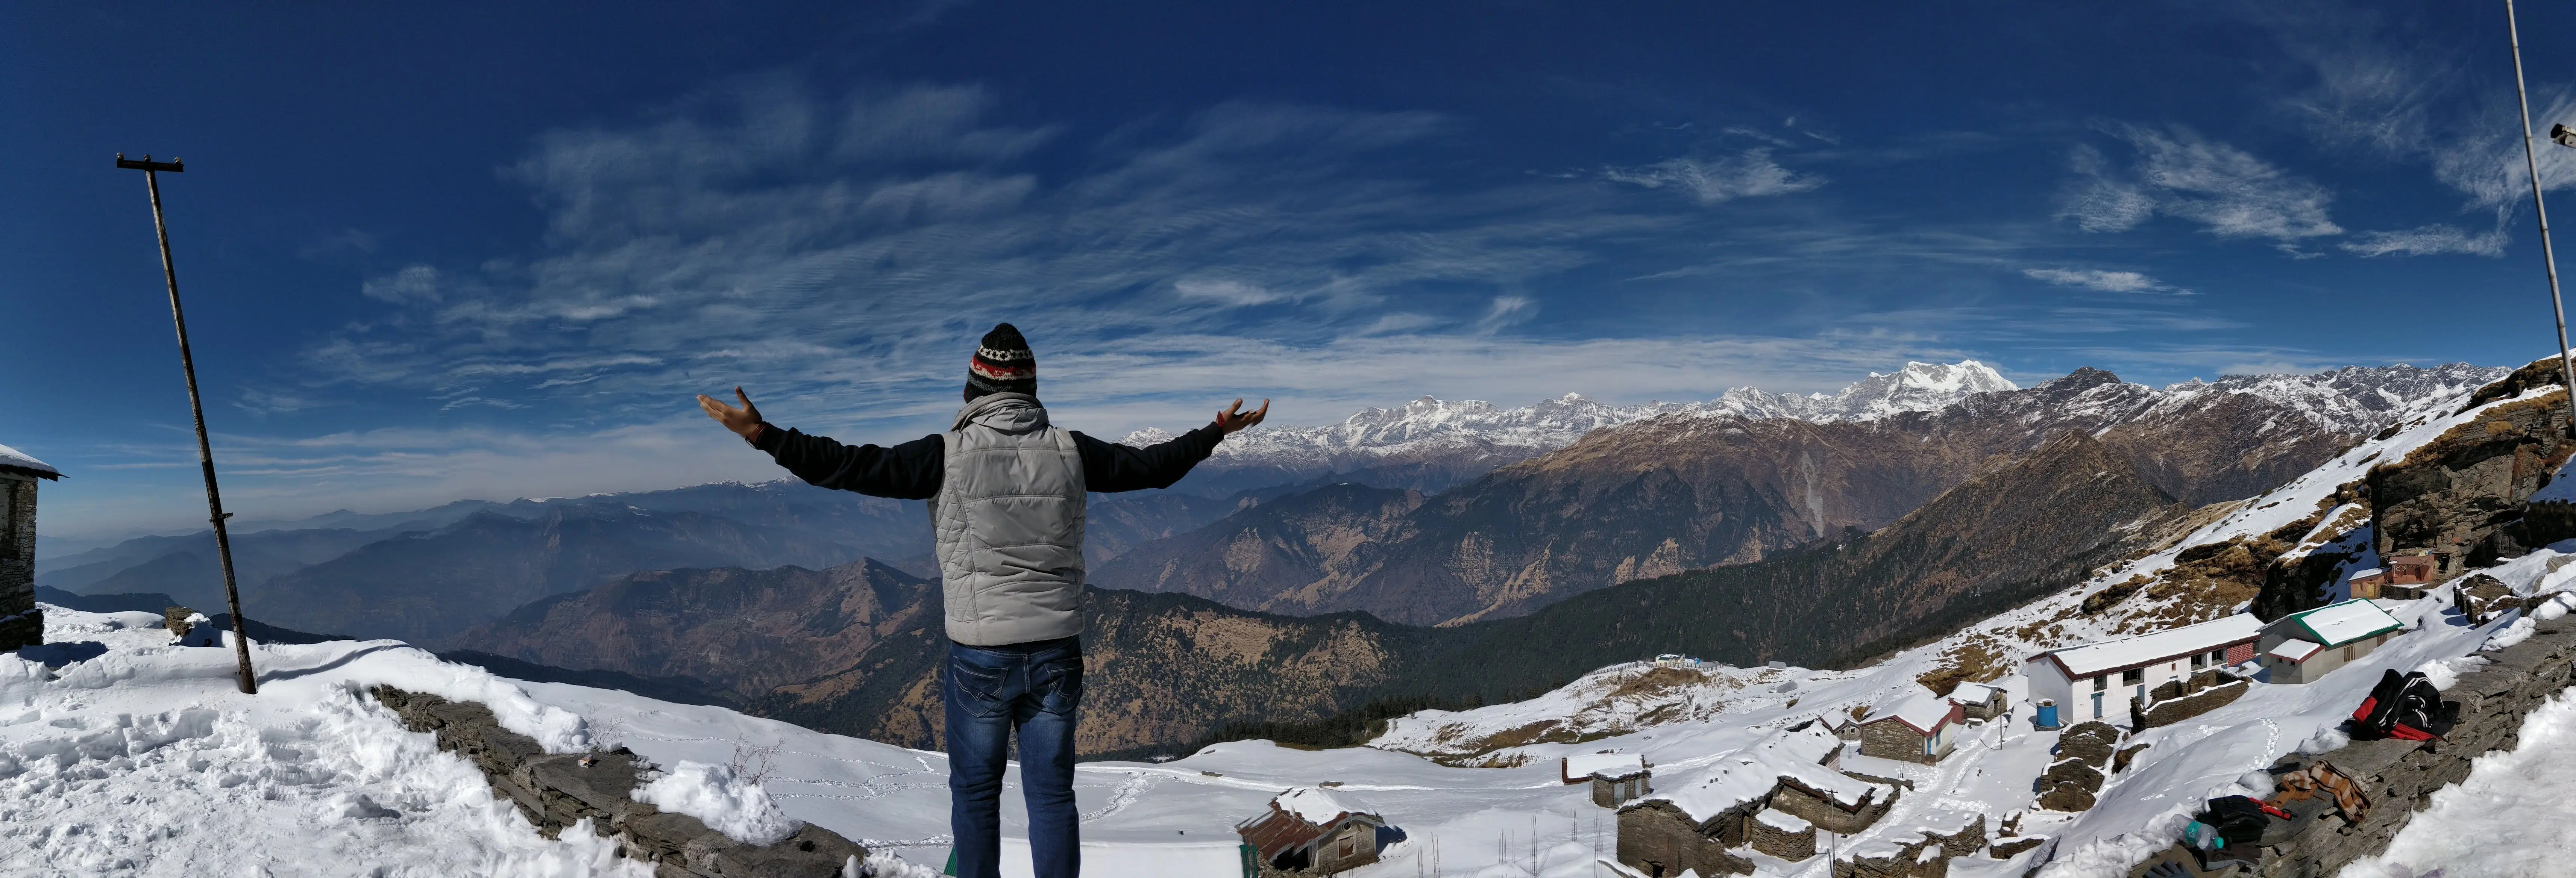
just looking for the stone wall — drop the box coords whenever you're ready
[1830,814,1983,878]
[1858,719,1933,765]
[0,477,39,653]
[1747,810,1816,861]
[2129,676,2248,731]
[1771,779,1897,835]
[369,686,866,877]
[1617,801,1752,878]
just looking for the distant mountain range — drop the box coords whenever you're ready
[37,360,2503,658]
[1092,363,2504,626]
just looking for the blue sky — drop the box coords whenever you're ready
[8,2,2576,537]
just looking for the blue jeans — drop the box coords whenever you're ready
[946,636,1082,878]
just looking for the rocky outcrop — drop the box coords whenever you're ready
[368,685,865,877]
[2368,359,2574,584]
[2037,722,2122,812]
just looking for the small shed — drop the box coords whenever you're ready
[2346,567,2388,600]
[1857,693,1962,765]
[1947,682,2008,721]
[2385,555,2437,585]
[1563,752,1652,808]
[1235,787,1390,875]
[0,442,61,654]
[2259,599,2405,685]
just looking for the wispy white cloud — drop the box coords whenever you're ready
[360,265,442,303]
[2060,124,2342,242]
[1601,149,1826,204]
[2340,222,2508,257]
[2020,267,2191,295]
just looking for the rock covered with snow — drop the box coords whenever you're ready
[633,760,803,846]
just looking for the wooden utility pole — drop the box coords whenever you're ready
[2507,0,2576,436]
[114,153,257,694]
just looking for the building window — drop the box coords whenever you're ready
[2092,675,2107,692]
[2122,668,2144,686]
[2191,653,2207,670]
[2344,645,2356,662]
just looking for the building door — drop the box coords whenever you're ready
[2091,692,2103,718]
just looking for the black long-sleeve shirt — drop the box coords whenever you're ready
[752,419,1226,500]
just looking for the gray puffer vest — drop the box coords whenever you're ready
[933,393,1087,646]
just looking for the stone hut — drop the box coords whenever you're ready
[1562,752,1652,808]
[1857,692,1961,765]
[1617,725,1896,877]
[0,443,59,653]
[1235,786,1390,875]
[1946,682,2007,722]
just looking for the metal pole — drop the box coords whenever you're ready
[2508,0,2576,435]
[116,153,257,694]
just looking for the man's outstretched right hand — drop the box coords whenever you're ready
[698,387,765,441]
[1216,398,1270,434]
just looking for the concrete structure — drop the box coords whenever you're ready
[2259,599,2406,684]
[2023,613,2262,725]
[2347,567,2388,600]
[1235,787,1389,875]
[1857,692,1962,764]
[1947,681,2007,721]
[0,443,59,654]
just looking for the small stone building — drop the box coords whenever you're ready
[1857,693,1962,765]
[1563,752,1652,807]
[2259,599,2405,685]
[0,443,59,654]
[1616,724,1895,877]
[1947,682,2007,721]
[1235,786,1390,875]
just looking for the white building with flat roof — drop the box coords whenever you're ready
[2024,613,2263,725]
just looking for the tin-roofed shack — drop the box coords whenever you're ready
[1235,786,1390,875]
[2259,599,2406,684]
[0,442,60,653]
[2024,613,2262,725]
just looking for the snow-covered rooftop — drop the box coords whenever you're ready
[1949,682,2001,703]
[1271,786,1360,827]
[1755,808,1811,833]
[2283,599,2405,647]
[1563,752,1646,781]
[1633,725,1890,822]
[2268,639,2324,662]
[2037,613,2265,678]
[0,442,58,478]
[1866,692,1956,734]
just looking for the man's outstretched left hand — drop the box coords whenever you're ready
[1216,398,1270,435]
[698,387,765,441]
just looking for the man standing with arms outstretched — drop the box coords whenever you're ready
[697,323,1267,878]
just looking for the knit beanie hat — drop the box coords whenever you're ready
[965,322,1036,400]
